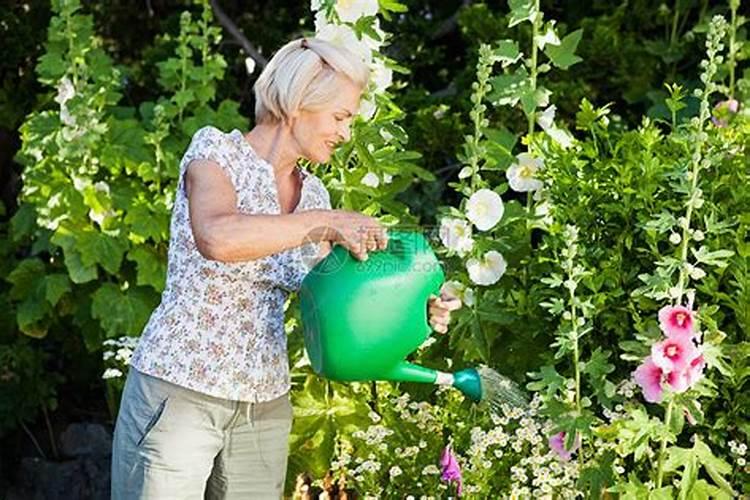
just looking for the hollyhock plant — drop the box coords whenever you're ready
[633,356,668,403]
[439,218,474,256]
[658,305,696,338]
[651,335,699,373]
[440,444,462,496]
[506,152,544,192]
[548,431,580,461]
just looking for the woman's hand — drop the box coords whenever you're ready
[427,287,462,334]
[321,210,388,261]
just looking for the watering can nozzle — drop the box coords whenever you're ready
[451,367,482,402]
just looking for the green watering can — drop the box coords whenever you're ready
[300,230,526,407]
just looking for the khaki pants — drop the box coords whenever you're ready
[111,368,292,500]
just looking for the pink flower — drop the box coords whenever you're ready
[548,431,580,461]
[658,305,695,338]
[440,444,462,496]
[712,98,739,127]
[634,356,666,403]
[651,335,699,373]
[685,353,706,386]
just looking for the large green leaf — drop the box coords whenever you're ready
[544,29,583,69]
[91,283,156,337]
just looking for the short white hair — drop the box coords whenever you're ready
[253,37,370,124]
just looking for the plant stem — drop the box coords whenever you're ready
[42,404,59,460]
[656,399,675,488]
[670,0,680,48]
[20,421,46,460]
[728,0,738,98]
[527,0,541,137]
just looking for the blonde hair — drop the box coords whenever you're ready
[253,37,370,124]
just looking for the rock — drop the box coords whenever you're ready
[16,455,110,500]
[59,423,112,458]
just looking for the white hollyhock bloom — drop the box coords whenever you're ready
[314,10,329,31]
[55,77,75,106]
[537,106,574,149]
[535,24,560,49]
[371,61,393,92]
[358,97,377,120]
[467,250,507,286]
[506,153,544,192]
[441,280,475,307]
[317,23,372,64]
[244,57,256,75]
[466,189,504,231]
[537,105,556,130]
[361,172,380,188]
[334,0,379,23]
[439,218,474,256]
[311,0,323,11]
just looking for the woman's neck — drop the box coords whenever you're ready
[243,122,301,178]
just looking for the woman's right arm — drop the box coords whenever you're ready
[185,159,387,263]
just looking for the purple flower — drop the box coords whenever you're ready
[548,431,580,461]
[440,444,462,496]
[712,98,739,127]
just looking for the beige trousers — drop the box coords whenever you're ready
[111,368,292,500]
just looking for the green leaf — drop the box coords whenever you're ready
[78,230,128,275]
[544,29,583,69]
[45,274,71,306]
[91,283,155,337]
[507,0,537,27]
[493,40,522,67]
[127,247,167,292]
[50,230,98,284]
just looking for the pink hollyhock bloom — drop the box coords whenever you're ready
[634,356,665,403]
[658,305,695,338]
[685,353,706,386]
[440,444,462,496]
[712,98,739,127]
[548,431,580,461]
[651,335,699,373]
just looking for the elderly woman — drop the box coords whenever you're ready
[111,37,460,499]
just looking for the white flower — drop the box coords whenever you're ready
[102,368,123,380]
[371,61,393,92]
[316,23,372,64]
[441,280,475,307]
[692,229,705,241]
[669,232,682,245]
[54,77,75,106]
[507,153,544,192]
[458,166,473,179]
[466,189,504,231]
[389,466,403,478]
[358,97,377,120]
[314,10,330,32]
[439,218,474,255]
[422,465,440,475]
[536,106,575,149]
[467,250,507,286]
[334,0,379,23]
[361,172,380,188]
[244,57,256,75]
[535,24,560,50]
[311,0,323,10]
[383,173,393,184]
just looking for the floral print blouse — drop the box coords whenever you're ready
[130,126,331,402]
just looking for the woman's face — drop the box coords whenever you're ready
[291,76,363,164]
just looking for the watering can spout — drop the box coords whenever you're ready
[382,361,439,385]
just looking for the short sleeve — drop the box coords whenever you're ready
[179,126,240,192]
